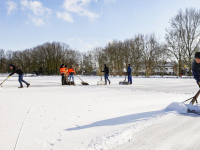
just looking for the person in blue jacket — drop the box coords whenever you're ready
[127,64,132,84]
[192,52,200,87]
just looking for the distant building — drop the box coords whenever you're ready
[136,62,188,76]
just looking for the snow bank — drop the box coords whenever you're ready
[165,102,188,113]
[77,112,178,150]
[186,104,200,112]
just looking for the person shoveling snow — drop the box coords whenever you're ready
[101,64,111,85]
[181,52,200,114]
[8,64,30,88]
[192,52,200,89]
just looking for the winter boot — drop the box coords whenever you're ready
[27,83,30,88]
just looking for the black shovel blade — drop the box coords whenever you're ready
[187,109,200,115]
[119,81,129,85]
[81,82,89,85]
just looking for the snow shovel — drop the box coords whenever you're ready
[119,74,129,85]
[76,75,89,85]
[0,76,10,87]
[183,89,200,105]
[97,73,105,85]
[182,89,200,115]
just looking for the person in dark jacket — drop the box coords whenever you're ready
[60,64,66,85]
[192,52,200,87]
[9,64,30,88]
[127,64,132,84]
[101,64,110,85]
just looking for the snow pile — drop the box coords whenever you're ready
[186,104,200,112]
[77,111,178,150]
[165,102,188,114]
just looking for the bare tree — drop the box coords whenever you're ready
[142,34,161,76]
[0,49,5,73]
[169,8,200,75]
[130,35,143,76]
[165,28,186,76]
[93,47,107,75]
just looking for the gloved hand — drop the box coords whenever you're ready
[8,76,10,78]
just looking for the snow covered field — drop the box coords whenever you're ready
[0,76,200,150]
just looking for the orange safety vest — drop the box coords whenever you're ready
[60,67,66,74]
[65,68,68,75]
[68,68,75,75]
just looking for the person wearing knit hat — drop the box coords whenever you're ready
[192,52,200,87]
[195,52,200,59]
[9,64,30,88]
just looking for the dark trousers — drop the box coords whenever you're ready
[128,74,132,84]
[19,74,28,87]
[61,74,65,85]
[104,74,110,84]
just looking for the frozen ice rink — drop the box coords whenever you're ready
[0,76,199,150]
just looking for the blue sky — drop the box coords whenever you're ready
[1,0,200,52]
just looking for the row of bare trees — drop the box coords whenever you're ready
[0,42,81,75]
[1,8,200,76]
[93,8,200,76]
[92,34,167,76]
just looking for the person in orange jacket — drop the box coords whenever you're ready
[68,66,75,85]
[60,64,66,85]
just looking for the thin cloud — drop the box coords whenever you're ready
[68,37,84,43]
[104,0,116,4]
[107,39,114,44]
[20,0,51,26]
[68,37,99,51]
[20,0,51,16]
[31,17,45,26]
[57,12,73,22]
[62,0,100,20]
[6,0,17,15]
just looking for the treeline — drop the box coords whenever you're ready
[0,42,80,75]
[1,8,200,76]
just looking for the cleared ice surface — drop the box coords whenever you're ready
[0,76,199,150]
[77,111,178,150]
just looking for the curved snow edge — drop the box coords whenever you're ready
[165,102,188,114]
[76,111,178,150]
